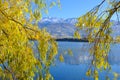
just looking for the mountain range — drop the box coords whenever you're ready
[38,17,120,39]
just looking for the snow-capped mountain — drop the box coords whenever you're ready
[38,17,120,39]
[64,18,77,24]
[38,17,79,38]
[39,17,65,23]
[39,17,77,24]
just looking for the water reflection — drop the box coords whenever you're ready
[56,42,120,65]
[50,42,120,80]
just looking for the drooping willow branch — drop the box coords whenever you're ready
[0,10,42,41]
[95,1,120,39]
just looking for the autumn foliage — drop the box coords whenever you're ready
[0,0,59,79]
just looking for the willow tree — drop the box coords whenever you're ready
[0,0,60,79]
[76,0,120,80]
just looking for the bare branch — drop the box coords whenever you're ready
[1,29,9,38]
[98,0,105,7]
[116,11,120,23]
[0,10,41,41]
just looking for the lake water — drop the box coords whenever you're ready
[50,42,120,80]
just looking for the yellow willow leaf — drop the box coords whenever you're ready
[0,0,58,79]
[59,54,64,62]
[86,69,91,77]
[45,73,51,80]
[74,30,81,39]
[113,72,119,79]
[68,49,73,56]
[94,70,99,80]
[95,77,99,80]
[50,2,56,8]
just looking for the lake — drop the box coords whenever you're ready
[49,42,120,80]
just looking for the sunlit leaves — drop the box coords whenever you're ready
[115,36,120,42]
[0,0,59,80]
[94,70,99,80]
[113,72,119,80]
[76,12,103,29]
[74,30,81,39]
[86,69,91,77]
[50,2,56,8]
[76,0,120,80]
[33,10,42,21]
[45,72,52,80]
[59,54,64,62]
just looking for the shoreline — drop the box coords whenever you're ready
[55,38,88,42]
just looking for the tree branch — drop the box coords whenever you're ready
[116,11,120,23]
[98,0,105,7]
[0,10,41,41]
[0,59,16,80]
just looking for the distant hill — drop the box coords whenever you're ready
[38,17,120,39]
[38,17,87,38]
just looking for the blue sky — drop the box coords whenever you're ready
[40,0,118,20]
[43,0,103,18]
